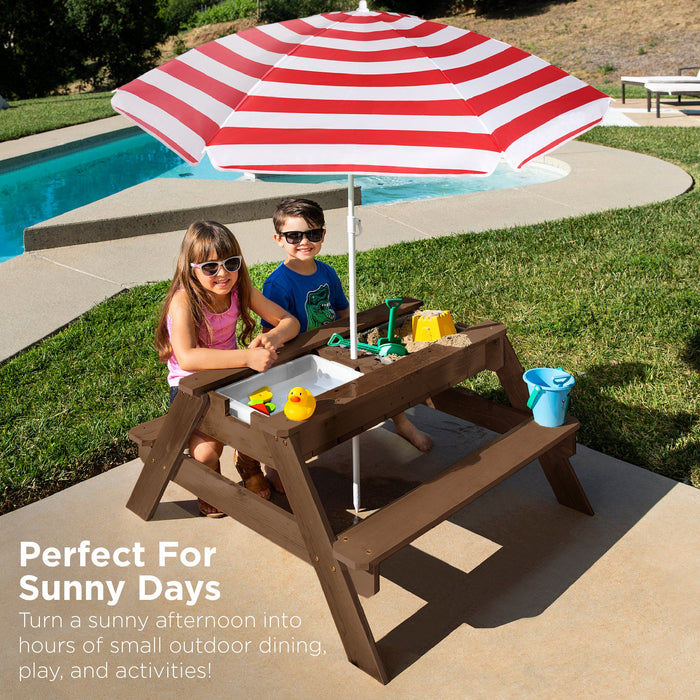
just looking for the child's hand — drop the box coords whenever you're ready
[250,333,281,351]
[246,347,277,372]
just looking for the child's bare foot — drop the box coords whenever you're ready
[264,466,285,494]
[392,413,433,451]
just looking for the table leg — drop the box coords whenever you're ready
[126,391,209,520]
[538,450,594,515]
[495,335,529,411]
[488,335,594,515]
[263,433,389,684]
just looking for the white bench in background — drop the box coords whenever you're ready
[620,65,700,103]
[643,81,700,117]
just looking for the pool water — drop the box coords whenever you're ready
[163,156,564,206]
[0,131,564,263]
[0,132,182,263]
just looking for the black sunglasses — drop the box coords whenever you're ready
[190,255,242,276]
[280,228,325,245]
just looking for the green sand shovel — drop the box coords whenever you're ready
[327,298,408,357]
[376,298,408,356]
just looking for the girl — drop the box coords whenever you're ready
[156,221,299,516]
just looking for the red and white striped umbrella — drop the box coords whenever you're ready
[112,4,609,178]
[113,2,608,511]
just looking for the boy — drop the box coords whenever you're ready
[262,198,432,452]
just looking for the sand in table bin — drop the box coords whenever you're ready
[362,312,471,359]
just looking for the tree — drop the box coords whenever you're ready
[0,0,84,98]
[159,0,202,35]
[65,0,168,88]
[261,0,347,23]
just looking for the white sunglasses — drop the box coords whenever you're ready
[190,255,242,276]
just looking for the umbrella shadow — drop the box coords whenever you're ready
[681,327,700,372]
[308,404,677,680]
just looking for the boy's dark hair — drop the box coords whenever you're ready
[273,198,325,234]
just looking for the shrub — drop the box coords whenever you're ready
[161,0,203,34]
[185,0,258,28]
[261,0,347,23]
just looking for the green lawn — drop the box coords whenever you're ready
[0,106,698,514]
[0,93,115,142]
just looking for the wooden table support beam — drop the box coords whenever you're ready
[126,390,209,521]
[263,432,389,684]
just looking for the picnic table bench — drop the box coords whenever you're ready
[127,299,593,683]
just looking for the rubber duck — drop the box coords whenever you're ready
[284,387,316,421]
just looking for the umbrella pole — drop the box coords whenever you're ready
[347,175,361,514]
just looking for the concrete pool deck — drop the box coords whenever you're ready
[1,110,699,699]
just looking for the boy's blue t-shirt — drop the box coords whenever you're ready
[262,260,349,333]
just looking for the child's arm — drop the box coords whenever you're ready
[168,291,278,373]
[248,288,300,350]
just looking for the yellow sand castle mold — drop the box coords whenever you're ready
[412,310,457,342]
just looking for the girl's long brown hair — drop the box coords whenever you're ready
[155,221,256,362]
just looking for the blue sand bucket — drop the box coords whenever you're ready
[523,367,575,427]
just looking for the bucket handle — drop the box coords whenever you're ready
[552,366,572,386]
[526,385,543,409]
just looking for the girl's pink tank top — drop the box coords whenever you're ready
[166,288,240,387]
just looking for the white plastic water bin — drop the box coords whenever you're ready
[216,355,363,424]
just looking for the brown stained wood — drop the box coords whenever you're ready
[178,298,424,396]
[316,345,386,374]
[196,392,278,467]
[496,335,530,411]
[265,325,508,458]
[430,388,587,513]
[537,451,594,515]
[126,391,209,521]
[128,415,168,448]
[349,566,380,598]
[126,315,594,683]
[333,418,580,572]
[263,432,389,684]
[129,415,168,461]
[174,456,310,561]
[279,345,467,458]
[431,387,531,433]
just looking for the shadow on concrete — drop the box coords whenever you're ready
[304,405,677,680]
[128,402,680,683]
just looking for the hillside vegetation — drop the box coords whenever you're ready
[162,0,700,86]
[437,0,699,85]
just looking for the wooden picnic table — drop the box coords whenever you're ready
[127,298,593,684]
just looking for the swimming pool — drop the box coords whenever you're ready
[163,157,564,206]
[0,131,182,263]
[0,130,564,263]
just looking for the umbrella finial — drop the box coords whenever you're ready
[357,1,370,13]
